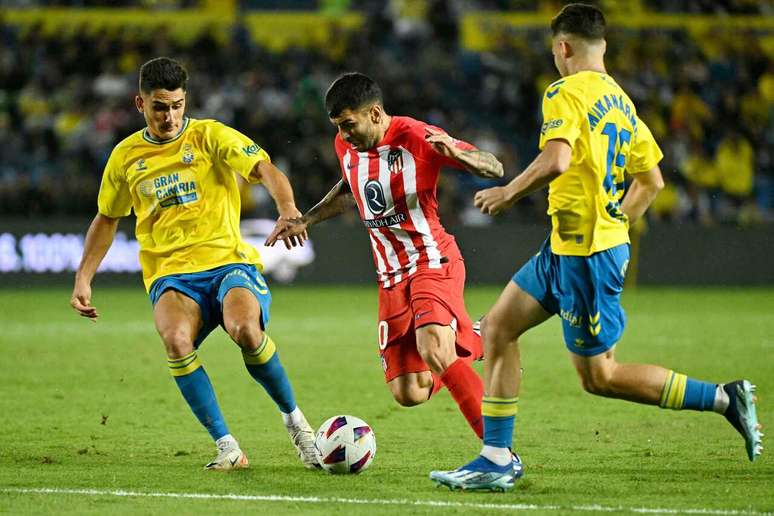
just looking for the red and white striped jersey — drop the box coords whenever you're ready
[335,116,476,287]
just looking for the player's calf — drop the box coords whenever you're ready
[241,334,320,468]
[584,358,764,462]
[168,351,231,442]
[415,325,485,438]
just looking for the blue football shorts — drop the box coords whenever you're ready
[149,263,271,349]
[513,239,630,356]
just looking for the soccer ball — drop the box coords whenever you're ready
[314,415,376,474]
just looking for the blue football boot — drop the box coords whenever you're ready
[723,380,763,461]
[430,454,521,492]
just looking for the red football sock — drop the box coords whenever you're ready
[440,358,484,438]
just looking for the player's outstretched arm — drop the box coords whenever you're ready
[265,180,354,248]
[424,127,504,178]
[474,139,571,216]
[71,213,120,320]
[252,160,303,219]
[252,160,307,249]
[621,165,664,225]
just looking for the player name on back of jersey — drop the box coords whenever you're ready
[363,213,407,228]
[587,93,638,133]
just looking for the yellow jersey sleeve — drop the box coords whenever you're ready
[628,118,664,174]
[97,146,132,218]
[205,122,270,183]
[539,82,586,150]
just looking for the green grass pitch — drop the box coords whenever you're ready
[0,285,772,514]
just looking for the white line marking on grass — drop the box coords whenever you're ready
[2,487,770,515]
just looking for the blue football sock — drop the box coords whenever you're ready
[168,352,229,441]
[242,334,297,414]
[482,396,518,448]
[660,370,716,411]
[683,378,717,411]
[484,416,516,448]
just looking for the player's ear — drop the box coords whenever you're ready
[134,95,144,113]
[559,39,573,59]
[369,104,382,124]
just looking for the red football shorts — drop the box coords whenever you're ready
[376,258,482,382]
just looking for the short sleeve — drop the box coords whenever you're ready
[629,119,664,174]
[539,83,585,150]
[207,122,271,183]
[97,146,132,218]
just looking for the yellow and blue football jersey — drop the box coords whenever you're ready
[539,70,663,256]
[98,118,270,291]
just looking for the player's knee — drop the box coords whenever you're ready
[224,319,263,351]
[578,368,615,396]
[416,323,446,343]
[391,387,427,407]
[416,325,456,372]
[160,328,195,358]
[388,375,431,407]
[480,314,521,349]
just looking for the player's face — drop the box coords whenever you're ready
[330,104,382,152]
[135,89,186,140]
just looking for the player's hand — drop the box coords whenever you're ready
[265,217,309,249]
[425,127,462,160]
[271,207,308,249]
[474,186,513,216]
[70,282,99,321]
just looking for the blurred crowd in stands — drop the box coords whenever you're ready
[3,1,772,14]
[1,1,772,226]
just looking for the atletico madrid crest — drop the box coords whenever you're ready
[387,149,403,174]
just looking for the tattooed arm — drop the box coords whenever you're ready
[424,127,504,179]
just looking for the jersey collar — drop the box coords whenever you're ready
[143,117,190,145]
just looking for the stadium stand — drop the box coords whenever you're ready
[1,1,772,226]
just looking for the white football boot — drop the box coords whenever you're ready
[204,436,249,471]
[285,410,320,469]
